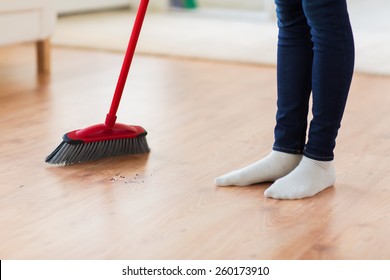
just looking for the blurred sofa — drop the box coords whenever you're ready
[0,0,56,74]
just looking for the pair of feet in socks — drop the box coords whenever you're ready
[214,151,335,199]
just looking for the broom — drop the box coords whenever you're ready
[46,0,150,165]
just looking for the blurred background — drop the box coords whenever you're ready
[52,0,390,76]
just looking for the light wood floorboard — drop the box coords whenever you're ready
[0,44,389,259]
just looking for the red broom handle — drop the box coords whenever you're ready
[105,0,149,128]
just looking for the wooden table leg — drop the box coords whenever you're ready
[36,38,51,74]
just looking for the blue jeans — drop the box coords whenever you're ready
[272,0,355,161]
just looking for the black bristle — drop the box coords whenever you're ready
[45,135,150,165]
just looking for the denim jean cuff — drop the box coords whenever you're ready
[272,145,303,155]
[303,150,334,161]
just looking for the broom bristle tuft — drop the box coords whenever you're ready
[45,135,149,165]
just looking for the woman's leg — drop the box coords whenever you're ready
[265,0,355,199]
[214,0,310,187]
[303,0,355,160]
[273,0,313,155]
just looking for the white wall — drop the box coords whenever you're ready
[56,0,130,14]
[128,0,169,11]
[197,0,263,10]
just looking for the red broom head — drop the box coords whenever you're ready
[45,123,149,165]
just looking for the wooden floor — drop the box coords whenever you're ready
[1,44,389,260]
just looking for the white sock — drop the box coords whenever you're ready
[214,150,302,186]
[264,156,336,199]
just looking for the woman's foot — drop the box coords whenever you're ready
[214,151,302,186]
[264,156,336,199]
